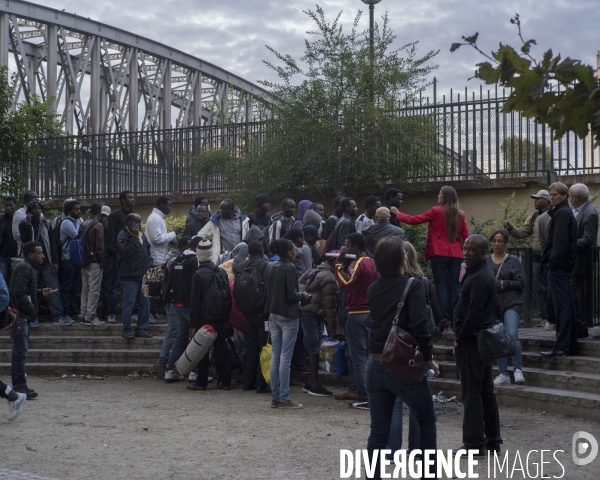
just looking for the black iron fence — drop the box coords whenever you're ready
[29,80,600,200]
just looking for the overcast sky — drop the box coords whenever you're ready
[45,0,599,101]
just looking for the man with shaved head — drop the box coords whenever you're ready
[361,207,408,256]
[452,234,502,457]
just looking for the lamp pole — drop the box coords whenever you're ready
[361,0,381,103]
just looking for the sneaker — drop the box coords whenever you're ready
[349,400,369,410]
[7,392,26,421]
[537,319,548,328]
[64,315,76,324]
[217,381,232,390]
[207,376,214,383]
[187,383,206,391]
[513,369,525,383]
[131,314,139,322]
[334,388,358,401]
[452,446,486,458]
[30,318,40,328]
[148,314,159,325]
[80,317,93,326]
[188,372,198,382]
[14,386,38,400]
[302,383,310,393]
[256,385,271,394]
[308,384,333,397]
[90,317,105,326]
[154,363,166,378]
[545,322,557,331]
[53,316,72,325]
[278,399,303,409]
[135,330,153,338]
[271,399,280,408]
[164,370,185,383]
[493,373,511,386]
[107,314,116,324]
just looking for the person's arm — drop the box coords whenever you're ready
[61,218,79,240]
[395,208,437,226]
[334,257,364,288]
[146,215,177,247]
[497,256,525,292]
[506,213,534,240]
[457,279,489,340]
[405,280,433,360]
[116,233,139,259]
[537,215,551,251]
[18,221,34,244]
[12,209,25,243]
[94,224,105,261]
[577,210,599,251]
[11,266,37,318]
[199,221,213,241]
[285,263,303,304]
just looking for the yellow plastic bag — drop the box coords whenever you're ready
[260,340,272,384]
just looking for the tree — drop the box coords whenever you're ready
[190,5,439,209]
[451,14,600,146]
[0,66,62,198]
[500,136,552,175]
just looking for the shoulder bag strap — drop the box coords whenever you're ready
[495,255,508,280]
[392,277,415,326]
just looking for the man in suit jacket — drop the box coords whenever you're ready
[569,183,599,338]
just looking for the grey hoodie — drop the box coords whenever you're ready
[219,206,244,253]
[231,225,269,273]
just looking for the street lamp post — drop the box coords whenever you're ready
[361,0,381,103]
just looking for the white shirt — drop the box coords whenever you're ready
[145,208,177,266]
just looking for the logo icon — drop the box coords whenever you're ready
[572,431,598,466]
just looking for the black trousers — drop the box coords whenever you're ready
[454,342,502,449]
[571,274,587,332]
[0,380,9,399]
[244,312,269,389]
[196,323,231,387]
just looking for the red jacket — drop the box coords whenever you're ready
[335,256,379,314]
[396,206,469,259]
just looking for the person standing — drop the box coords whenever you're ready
[59,200,83,322]
[9,241,57,399]
[541,182,579,356]
[0,196,18,283]
[391,186,469,322]
[292,200,313,229]
[568,183,598,338]
[383,188,403,228]
[486,229,526,385]
[362,207,408,256]
[185,196,209,225]
[302,225,323,267]
[453,234,502,457]
[18,201,65,325]
[334,233,379,410]
[146,196,184,267]
[322,196,344,241]
[199,199,250,263]
[11,191,40,252]
[330,197,358,251]
[504,190,552,328]
[104,191,135,323]
[183,204,209,238]
[117,213,153,339]
[79,203,106,326]
[355,196,381,233]
[269,198,296,242]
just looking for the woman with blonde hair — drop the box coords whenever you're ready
[390,186,469,321]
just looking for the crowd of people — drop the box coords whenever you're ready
[0,182,597,474]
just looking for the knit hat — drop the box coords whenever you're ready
[255,194,271,209]
[375,207,391,222]
[196,236,213,262]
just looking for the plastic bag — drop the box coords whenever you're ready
[319,340,339,373]
[260,340,272,384]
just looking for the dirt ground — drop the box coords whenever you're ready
[1,375,598,480]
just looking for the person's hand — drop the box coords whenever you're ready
[503,220,513,230]
[337,246,347,263]
[426,360,439,377]
[438,319,451,332]
[189,328,197,338]
[390,206,400,216]
[42,288,54,297]
[175,227,184,235]
[52,264,59,275]
[25,213,32,225]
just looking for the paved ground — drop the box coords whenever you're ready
[0,470,56,480]
[1,375,599,479]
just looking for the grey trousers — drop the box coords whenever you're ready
[81,263,103,320]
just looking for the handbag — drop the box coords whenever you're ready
[477,321,516,364]
[381,278,427,382]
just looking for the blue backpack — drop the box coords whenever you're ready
[69,220,98,267]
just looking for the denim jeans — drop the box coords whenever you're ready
[104,255,121,315]
[345,313,370,402]
[121,280,150,334]
[387,398,421,453]
[38,264,63,318]
[547,269,578,352]
[59,259,81,316]
[0,256,13,283]
[497,309,522,375]
[366,359,437,479]
[532,258,548,320]
[9,316,29,388]
[429,255,462,319]
[166,307,191,370]
[300,314,322,355]
[269,314,299,403]
[158,304,180,366]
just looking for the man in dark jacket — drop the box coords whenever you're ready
[104,190,135,323]
[383,188,403,228]
[188,237,232,390]
[185,196,209,225]
[330,197,358,250]
[568,183,599,338]
[0,196,18,283]
[362,207,409,255]
[9,241,55,399]
[116,213,153,339]
[234,240,270,392]
[183,204,209,238]
[322,196,344,241]
[453,234,502,457]
[541,182,578,356]
[19,201,65,325]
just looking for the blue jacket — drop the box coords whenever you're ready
[117,230,153,281]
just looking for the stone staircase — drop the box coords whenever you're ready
[429,328,600,422]
[0,322,166,376]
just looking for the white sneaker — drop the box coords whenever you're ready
[545,322,557,331]
[131,314,139,322]
[164,370,184,383]
[513,369,525,383]
[64,315,75,324]
[493,373,511,386]
[90,317,105,326]
[7,392,26,421]
[107,314,116,324]
[188,372,198,382]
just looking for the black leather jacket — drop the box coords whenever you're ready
[362,220,409,255]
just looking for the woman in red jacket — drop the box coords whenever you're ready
[390,186,469,320]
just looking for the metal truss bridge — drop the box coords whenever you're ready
[0,0,269,135]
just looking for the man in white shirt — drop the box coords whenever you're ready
[355,196,381,233]
[145,196,184,266]
[12,191,40,253]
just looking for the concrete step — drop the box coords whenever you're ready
[428,377,600,422]
[0,348,160,364]
[433,345,600,374]
[0,323,169,337]
[0,335,165,350]
[0,362,155,376]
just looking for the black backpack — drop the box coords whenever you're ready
[200,266,232,318]
[233,262,266,314]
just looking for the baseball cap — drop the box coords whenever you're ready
[101,206,112,216]
[302,224,323,240]
[531,190,550,201]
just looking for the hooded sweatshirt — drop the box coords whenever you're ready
[198,207,250,263]
[230,225,269,272]
[293,200,313,229]
[302,210,322,230]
